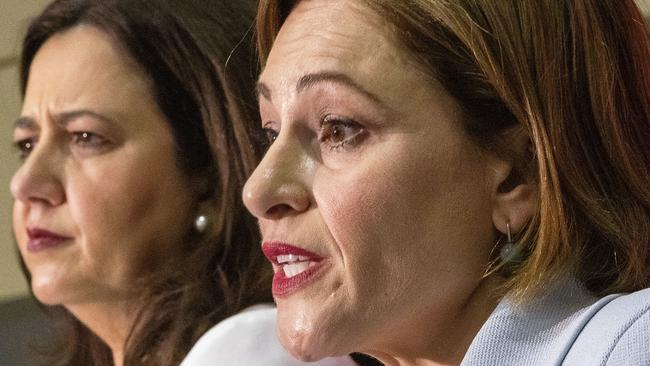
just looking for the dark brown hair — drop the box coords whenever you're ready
[20,0,272,364]
[257,0,650,300]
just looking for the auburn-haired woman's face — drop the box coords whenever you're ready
[11,25,194,306]
[244,0,504,361]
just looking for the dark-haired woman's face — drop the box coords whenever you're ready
[244,0,504,361]
[11,25,194,306]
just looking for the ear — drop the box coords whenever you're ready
[189,171,217,231]
[192,195,220,235]
[489,134,537,236]
[190,170,214,202]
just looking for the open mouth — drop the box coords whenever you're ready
[277,254,320,277]
[262,242,330,297]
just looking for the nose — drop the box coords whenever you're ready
[10,140,65,208]
[243,135,312,220]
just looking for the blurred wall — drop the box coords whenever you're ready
[640,0,650,18]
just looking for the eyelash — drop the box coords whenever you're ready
[71,131,108,148]
[259,115,366,153]
[13,131,109,159]
[318,115,366,151]
[261,125,278,146]
[13,138,36,160]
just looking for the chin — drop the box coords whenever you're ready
[31,281,63,306]
[279,328,328,362]
[30,273,76,306]
[277,307,351,362]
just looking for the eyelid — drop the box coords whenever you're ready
[255,120,279,151]
[13,125,35,138]
[13,137,37,159]
[318,114,367,151]
[71,131,109,147]
[65,115,123,143]
[12,125,39,157]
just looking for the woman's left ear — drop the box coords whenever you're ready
[489,136,538,235]
[190,173,216,234]
[193,198,217,234]
[492,177,536,235]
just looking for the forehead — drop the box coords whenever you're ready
[23,25,149,115]
[261,0,427,101]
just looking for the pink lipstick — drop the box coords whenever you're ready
[262,242,329,297]
[27,228,71,252]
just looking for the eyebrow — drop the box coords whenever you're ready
[255,82,272,102]
[14,109,116,130]
[296,72,385,106]
[14,116,36,129]
[256,71,388,109]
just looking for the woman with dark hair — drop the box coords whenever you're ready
[244,0,650,364]
[9,0,352,364]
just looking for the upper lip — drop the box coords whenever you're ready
[262,242,325,265]
[27,228,71,241]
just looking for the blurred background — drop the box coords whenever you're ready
[0,0,649,364]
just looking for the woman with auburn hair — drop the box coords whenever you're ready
[12,0,357,364]
[244,0,650,364]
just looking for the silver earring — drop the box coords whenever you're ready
[499,222,518,263]
[194,214,208,233]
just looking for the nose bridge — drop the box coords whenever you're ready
[268,132,313,184]
[244,130,314,218]
[10,132,65,205]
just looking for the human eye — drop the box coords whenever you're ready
[318,114,366,151]
[13,137,37,160]
[263,125,279,144]
[256,121,279,151]
[71,131,109,149]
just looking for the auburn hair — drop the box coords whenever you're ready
[256,0,650,299]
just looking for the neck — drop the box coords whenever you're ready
[365,274,504,366]
[66,299,139,366]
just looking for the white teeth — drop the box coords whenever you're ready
[277,254,295,264]
[283,262,310,278]
[277,254,310,264]
[277,253,313,277]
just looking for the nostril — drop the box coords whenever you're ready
[266,203,296,219]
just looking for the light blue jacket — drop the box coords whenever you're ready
[461,278,650,365]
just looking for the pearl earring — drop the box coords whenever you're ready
[194,214,208,233]
[499,222,518,263]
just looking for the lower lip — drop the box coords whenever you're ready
[27,237,69,252]
[272,261,330,298]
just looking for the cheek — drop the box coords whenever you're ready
[315,145,494,299]
[69,169,151,243]
[317,150,443,258]
[68,154,190,278]
[314,156,423,302]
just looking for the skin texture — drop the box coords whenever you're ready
[243,0,535,364]
[11,25,195,365]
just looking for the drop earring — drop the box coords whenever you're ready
[194,214,208,233]
[499,222,518,263]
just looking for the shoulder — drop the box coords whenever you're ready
[461,279,650,365]
[180,304,357,366]
[562,287,650,365]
